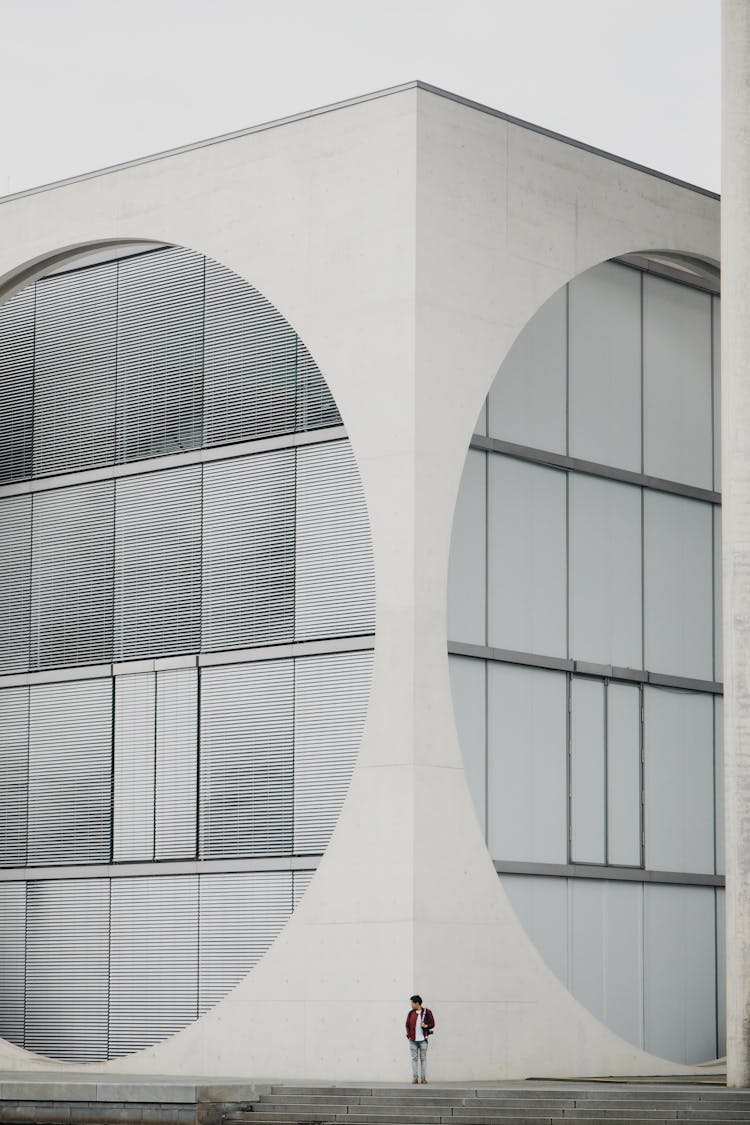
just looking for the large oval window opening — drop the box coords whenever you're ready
[0,243,375,1062]
[448,254,722,1065]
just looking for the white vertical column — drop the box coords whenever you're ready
[722,0,750,1088]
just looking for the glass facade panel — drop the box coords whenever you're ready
[643,275,713,489]
[488,287,566,453]
[644,492,713,681]
[488,664,567,863]
[448,655,487,836]
[0,688,29,867]
[447,449,486,646]
[155,669,198,860]
[644,688,714,875]
[0,495,31,673]
[0,883,26,1045]
[570,678,606,864]
[569,475,642,668]
[0,285,34,483]
[114,673,155,863]
[607,684,642,867]
[569,261,641,472]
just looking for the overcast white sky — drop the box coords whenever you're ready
[0,0,721,198]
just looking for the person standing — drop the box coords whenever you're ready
[405,994,435,1084]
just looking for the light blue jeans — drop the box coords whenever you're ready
[409,1038,428,1079]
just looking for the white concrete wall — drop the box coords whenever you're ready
[0,84,720,1079]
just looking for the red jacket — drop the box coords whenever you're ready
[406,1007,435,1041]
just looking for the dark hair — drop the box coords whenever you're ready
[410,994,422,1004]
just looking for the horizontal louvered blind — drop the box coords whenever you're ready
[0,687,29,867]
[0,495,31,673]
[33,263,116,476]
[117,248,204,462]
[293,870,313,909]
[0,285,34,482]
[200,661,293,858]
[155,669,197,860]
[0,882,25,1045]
[109,875,198,1057]
[294,650,372,854]
[202,451,295,651]
[31,480,114,669]
[114,465,202,660]
[28,679,112,865]
[113,673,155,862]
[295,440,375,639]
[198,871,291,1014]
[25,879,110,1062]
[204,259,296,446]
[296,339,341,432]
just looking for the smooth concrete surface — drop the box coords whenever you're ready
[0,84,720,1081]
[723,0,750,1090]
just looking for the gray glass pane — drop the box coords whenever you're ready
[114,466,202,660]
[569,475,642,669]
[30,480,114,670]
[296,339,341,432]
[117,248,203,462]
[569,880,644,1050]
[155,669,198,860]
[447,449,486,646]
[113,673,155,863]
[0,285,34,482]
[448,655,487,837]
[644,688,714,875]
[713,296,721,491]
[607,683,641,867]
[0,495,31,673]
[25,879,110,1062]
[488,664,567,863]
[28,679,112,866]
[488,456,566,658]
[501,874,568,985]
[644,492,713,681]
[0,882,26,1046]
[295,441,375,641]
[715,698,724,876]
[489,287,566,453]
[109,875,198,1057]
[200,661,293,858]
[198,871,291,1015]
[570,678,605,864]
[204,258,296,445]
[569,262,641,472]
[0,688,29,867]
[644,883,717,1064]
[717,887,726,1059]
[714,506,722,683]
[294,651,372,854]
[643,275,712,489]
[33,263,116,475]
[202,450,295,651]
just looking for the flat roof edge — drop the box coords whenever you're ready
[0,79,719,206]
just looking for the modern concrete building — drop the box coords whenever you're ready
[0,80,726,1082]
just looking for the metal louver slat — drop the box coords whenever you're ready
[28,679,112,865]
[0,882,25,1047]
[198,871,291,1015]
[114,465,202,660]
[0,687,29,867]
[203,259,296,446]
[200,661,293,858]
[33,262,116,476]
[294,651,373,854]
[202,451,295,651]
[117,248,204,462]
[292,870,313,909]
[109,875,198,1057]
[0,495,31,673]
[155,669,197,860]
[295,440,375,640]
[31,480,114,669]
[114,673,155,862]
[296,339,341,432]
[25,879,109,1062]
[0,285,34,482]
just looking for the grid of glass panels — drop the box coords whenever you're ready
[0,246,374,1062]
[448,260,723,1064]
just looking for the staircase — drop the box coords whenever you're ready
[220,1082,750,1125]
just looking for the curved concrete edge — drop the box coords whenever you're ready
[0,83,721,1080]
